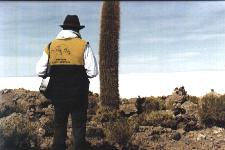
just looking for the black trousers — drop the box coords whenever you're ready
[51,94,88,150]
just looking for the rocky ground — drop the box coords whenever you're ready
[0,87,225,150]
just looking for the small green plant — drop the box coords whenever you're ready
[198,93,225,127]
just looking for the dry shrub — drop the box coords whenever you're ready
[165,99,175,110]
[138,110,173,126]
[0,113,38,150]
[0,89,49,117]
[92,106,121,123]
[198,93,225,127]
[88,94,100,116]
[188,96,199,104]
[135,97,145,114]
[104,119,135,148]
[0,104,17,118]
[144,97,165,112]
[39,115,54,136]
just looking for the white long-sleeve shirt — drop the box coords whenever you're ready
[36,30,98,78]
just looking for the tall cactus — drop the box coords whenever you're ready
[99,1,120,109]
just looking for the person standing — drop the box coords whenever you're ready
[36,15,98,150]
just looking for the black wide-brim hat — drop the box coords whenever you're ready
[60,15,85,30]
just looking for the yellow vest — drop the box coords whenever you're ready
[45,38,87,65]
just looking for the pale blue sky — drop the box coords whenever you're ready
[0,1,225,76]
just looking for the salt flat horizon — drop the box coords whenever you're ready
[0,71,225,98]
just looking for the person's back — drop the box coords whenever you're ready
[47,38,89,99]
[36,15,98,150]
